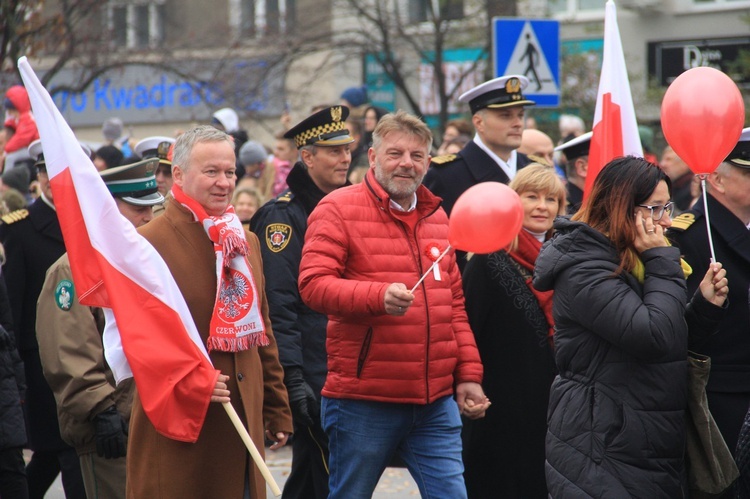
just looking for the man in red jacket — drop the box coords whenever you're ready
[298,110,490,499]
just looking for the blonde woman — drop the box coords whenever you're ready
[462,163,566,498]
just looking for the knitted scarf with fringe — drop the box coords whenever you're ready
[172,183,268,352]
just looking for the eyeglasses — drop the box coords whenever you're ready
[637,202,674,221]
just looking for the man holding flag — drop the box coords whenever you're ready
[18,56,292,499]
[127,125,293,498]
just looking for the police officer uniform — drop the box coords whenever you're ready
[424,75,536,219]
[36,158,164,499]
[555,131,591,214]
[250,106,353,499]
[668,128,750,455]
[0,139,87,498]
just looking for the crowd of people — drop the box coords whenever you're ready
[0,71,747,499]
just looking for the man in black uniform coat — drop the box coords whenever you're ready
[0,139,85,498]
[554,131,591,214]
[424,74,536,218]
[668,127,750,456]
[250,106,354,499]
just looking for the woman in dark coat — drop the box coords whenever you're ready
[462,163,566,498]
[533,157,728,497]
[0,274,28,498]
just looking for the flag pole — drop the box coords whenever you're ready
[699,174,717,263]
[223,402,282,496]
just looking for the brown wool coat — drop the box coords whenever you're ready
[126,198,292,499]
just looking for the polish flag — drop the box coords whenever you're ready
[584,0,643,199]
[18,57,218,443]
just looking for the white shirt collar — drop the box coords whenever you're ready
[390,194,417,212]
[40,191,55,211]
[473,134,517,180]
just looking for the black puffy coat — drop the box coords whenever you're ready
[0,274,26,451]
[533,217,724,498]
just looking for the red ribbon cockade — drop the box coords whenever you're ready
[424,243,443,262]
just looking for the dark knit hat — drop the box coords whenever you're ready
[1,166,30,194]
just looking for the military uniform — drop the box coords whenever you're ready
[669,194,750,454]
[34,158,162,499]
[424,142,533,217]
[0,197,85,497]
[554,131,591,215]
[36,255,133,499]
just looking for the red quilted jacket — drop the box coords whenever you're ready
[299,169,483,404]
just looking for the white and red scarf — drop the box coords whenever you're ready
[172,183,268,352]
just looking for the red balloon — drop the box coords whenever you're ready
[661,67,745,175]
[448,182,524,253]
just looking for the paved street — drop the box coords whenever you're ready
[32,445,421,498]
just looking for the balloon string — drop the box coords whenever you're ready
[699,175,717,264]
[410,245,452,295]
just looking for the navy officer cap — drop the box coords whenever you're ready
[554,131,592,161]
[28,138,91,170]
[459,75,536,115]
[725,127,750,169]
[134,136,175,168]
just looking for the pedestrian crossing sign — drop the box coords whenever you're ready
[493,18,560,107]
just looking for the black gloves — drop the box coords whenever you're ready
[94,405,128,459]
[284,367,319,428]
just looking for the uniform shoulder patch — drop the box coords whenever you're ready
[265,223,293,252]
[430,154,457,166]
[54,279,75,311]
[1,209,29,225]
[670,212,696,232]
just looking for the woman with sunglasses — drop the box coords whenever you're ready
[534,156,729,497]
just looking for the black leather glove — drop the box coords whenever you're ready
[94,405,128,459]
[284,367,319,428]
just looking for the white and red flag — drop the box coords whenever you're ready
[585,0,643,199]
[18,57,217,443]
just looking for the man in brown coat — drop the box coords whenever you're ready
[126,125,293,498]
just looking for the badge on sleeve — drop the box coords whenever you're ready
[265,224,293,253]
[54,279,75,311]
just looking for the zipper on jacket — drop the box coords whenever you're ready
[356,326,374,378]
[412,216,436,404]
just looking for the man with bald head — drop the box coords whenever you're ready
[518,129,554,166]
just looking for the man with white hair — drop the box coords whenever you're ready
[669,127,750,457]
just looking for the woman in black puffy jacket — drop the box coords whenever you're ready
[533,157,728,498]
[0,274,28,499]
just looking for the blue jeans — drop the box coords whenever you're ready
[321,395,467,499]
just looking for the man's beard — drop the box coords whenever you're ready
[373,163,424,202]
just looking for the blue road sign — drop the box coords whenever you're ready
[493,18,560,107]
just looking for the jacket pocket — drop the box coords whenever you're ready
[356,326,374,378]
